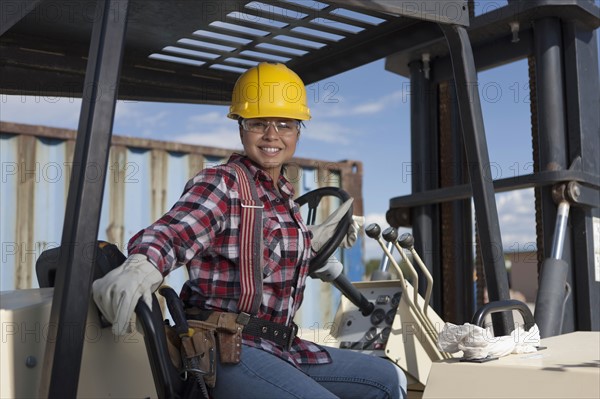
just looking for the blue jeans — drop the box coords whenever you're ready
[210,345,407,399]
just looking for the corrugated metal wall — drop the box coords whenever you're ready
[0,122,364,327]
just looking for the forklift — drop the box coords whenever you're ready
[1,1,599,398]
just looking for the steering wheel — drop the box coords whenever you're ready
[295,187,353,274]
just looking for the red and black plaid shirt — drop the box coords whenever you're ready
[128,154,331,366]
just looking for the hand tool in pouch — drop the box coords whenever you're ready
[159,286,213,399]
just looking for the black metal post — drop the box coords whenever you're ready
[38,0,130,397]
[439,24,513,336]
[408,60,440,309]
[532,17,575,333]
[448,82,475,322]
[562,19,600,332]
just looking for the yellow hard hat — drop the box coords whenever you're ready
[228,62,311,120]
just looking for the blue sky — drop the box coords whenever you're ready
[0,57,540,260]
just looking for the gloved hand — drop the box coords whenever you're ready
[309,198,364,251]
[346,215,365,248]
[92,254,163,336]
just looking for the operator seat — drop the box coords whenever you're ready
[36,241,188,399]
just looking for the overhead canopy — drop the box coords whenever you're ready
[3,1,598,104]
[1,0,469,104]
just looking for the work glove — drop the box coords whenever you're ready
[309,198,364,251]
[92,254,163,336]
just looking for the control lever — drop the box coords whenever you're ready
[396,234,450,357]
[312,256,374,316]
[365,223,408,291]
[365,223,447,358]
[371,241,394,281]
[397,232,434,317]
[334,273,375,317]
[376,226,437,336]
[382,227,420,311]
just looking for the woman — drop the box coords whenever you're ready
[93,62,406,398]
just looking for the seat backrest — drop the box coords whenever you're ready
[35,241,125,288]
[36,242,187,399]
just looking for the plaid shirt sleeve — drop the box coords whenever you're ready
[127,165,236,274]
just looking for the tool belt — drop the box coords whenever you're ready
[236,312,298,350]
[166,309,298,390]
[186,309,298,351]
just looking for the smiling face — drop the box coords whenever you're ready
[240,118,299,182]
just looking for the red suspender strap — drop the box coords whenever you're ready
[231,162,264,315]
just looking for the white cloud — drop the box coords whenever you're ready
[470,189,537,253]
[354,90,407,115]
[172,110,242,148]
[311,89,407,119]
[0,95,81,128]
[115,101,149,121]
[301,120,352,144]
[173,128,243,150]
[353,102,385,114]
[186,111,225,126]
[496,189,537,251]
[114,102,171,136]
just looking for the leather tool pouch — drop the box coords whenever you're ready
[206,312,243,364]
[165,321,218,388]
[187,320,218,387]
